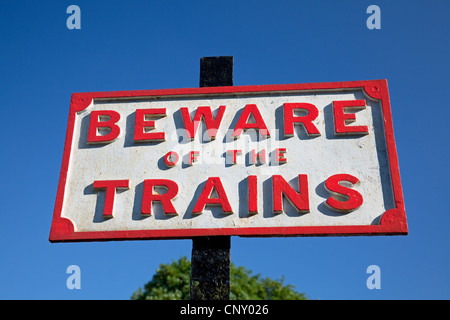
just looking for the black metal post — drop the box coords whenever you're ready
[189,56,233,300]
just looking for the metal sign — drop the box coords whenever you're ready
[49,80,407,242]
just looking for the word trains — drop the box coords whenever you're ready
[93,173,363,219]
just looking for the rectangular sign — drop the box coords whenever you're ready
[49,80,407,242]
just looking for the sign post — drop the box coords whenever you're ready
[49,56,407,298]
[190,56,233,300]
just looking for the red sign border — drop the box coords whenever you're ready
[49,79,407,242]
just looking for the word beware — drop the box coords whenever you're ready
[87,100,368,144]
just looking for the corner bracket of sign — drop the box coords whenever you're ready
[361,79,387,101]
[379,208,408,235]
[71,92,94,113]
[49,217,75,242]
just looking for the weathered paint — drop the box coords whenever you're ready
[49,80,407,242]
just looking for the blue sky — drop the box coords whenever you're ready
[0,0,449,300]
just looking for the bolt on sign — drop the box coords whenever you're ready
[49,80,407,242]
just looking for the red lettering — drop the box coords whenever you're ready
[248,175,258,215]
[226,149,242,165]
[275,148,287,164]
[92,174,365,220]
[141,179,179,216]
[134,108,166,142]
[250,149,266,165]
[333,100,369,135]
[272,174,310,214]
[189,151,200,165]
[192,177,233,215]
[164,151,179,167]
[93,180,130,218]
[283,103,320,137]
[232,104,270,139]
[180,106,226,141]
[87,110,121,144]
[325,174,363,213]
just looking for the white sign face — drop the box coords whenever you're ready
[50,80,407,242]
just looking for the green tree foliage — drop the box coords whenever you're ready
[132,256,191,300]
[131,257,307,300]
